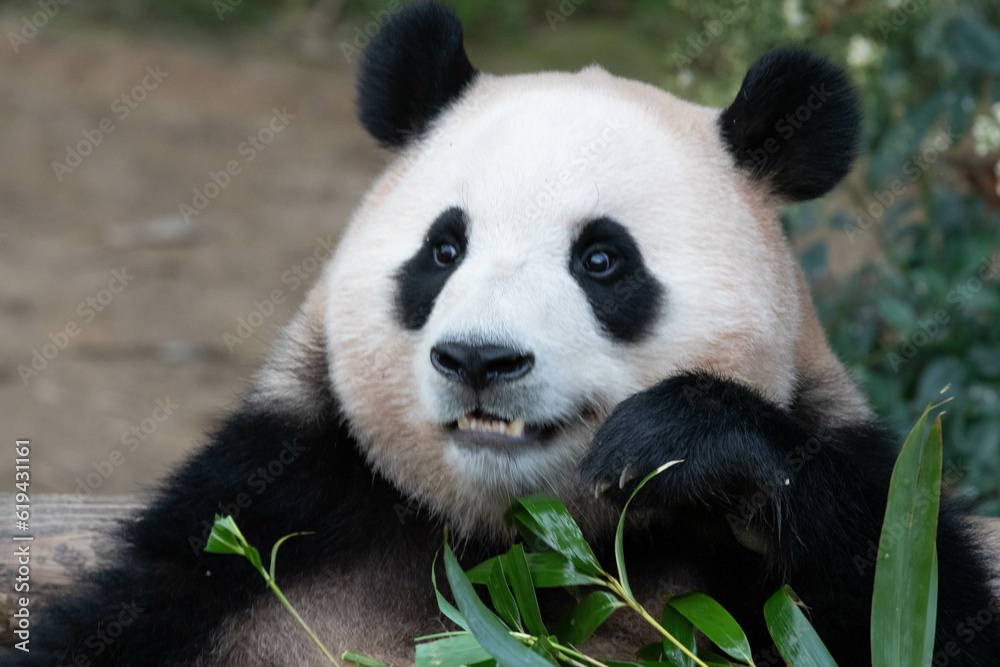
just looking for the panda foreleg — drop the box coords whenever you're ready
[581,371,1000,666]
[6,403,392,667]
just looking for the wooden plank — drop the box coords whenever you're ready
[0,494,142,586]
[0,494,998,649]
[0,494,143,647]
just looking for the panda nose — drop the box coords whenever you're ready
[430,342,534,391]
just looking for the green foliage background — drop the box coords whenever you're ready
[13,0,999,513]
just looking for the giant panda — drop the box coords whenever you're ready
[8,4,999,666]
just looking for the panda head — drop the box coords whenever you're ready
[319,3,861,533]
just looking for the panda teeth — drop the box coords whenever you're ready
[456,414,526,437]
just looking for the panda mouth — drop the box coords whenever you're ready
[450,409,553,444]
[456,410,528,437]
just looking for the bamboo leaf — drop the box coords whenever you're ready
[467,553,604,588]
[342,652,394,667]
[269,531,313,582]
[205,514,245,555]
[871,409,942,667]
[660,604,697,667]
[763,585,838,667]
[432,549,470,633]
[414,633,494,667]
[615,461,683,598]
[551,590,624,645]
[502,545,548,638]
[508,496,604,575]
[442,540,554,666]
[667,593,754,665]
[204,514,264,573]
[695,651,740,666]
[486,558,522,632]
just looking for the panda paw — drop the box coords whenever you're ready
[581,372,792,508]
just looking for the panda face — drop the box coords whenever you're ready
[324,68,803,532]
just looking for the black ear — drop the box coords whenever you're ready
[357,2,477,147]
[718,48,860,201]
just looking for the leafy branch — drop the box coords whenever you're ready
[205,402,946,667]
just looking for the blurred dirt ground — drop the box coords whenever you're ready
[0,21,386,495]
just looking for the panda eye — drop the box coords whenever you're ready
[583,248,617,276]
[433,242,460,267]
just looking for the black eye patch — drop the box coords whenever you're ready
[395,207,467,330]
[569,217,664,342]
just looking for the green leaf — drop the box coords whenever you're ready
[269,532,312,582]
[615,461,683,598]
[342,652,394,667]
[204,514,244,555]
[204,527,243,556]
[486,558,522,632]
[694,651,739,666]
[505,509,556,555]
[871,408,943,667]
[508,496,604,576]
[636,643,665,660]
[502,545,547,638]
[667,593,753,665]
[415,633,494,667]
[467,553,604,588]
[551,590,624,645]
[660,604,697,667]
[204,514,263,573]
[763,585,838,667]
[924,550,940,661]
[432,549,470,633]
[442,540,554,667]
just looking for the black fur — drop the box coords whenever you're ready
[582,372,1000,666]
[718,48,861,201]
[569,217,664,342]
[357,2,477,147]
[395,206,467,330]
[2,399,458,666]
